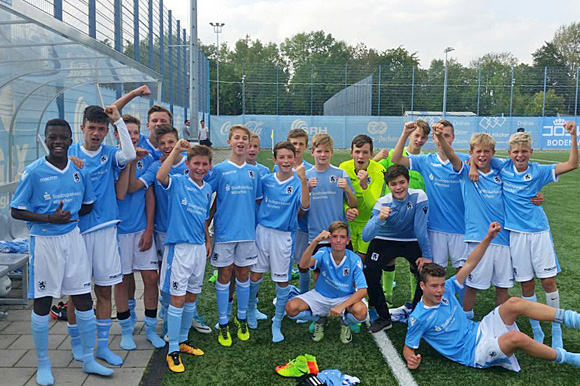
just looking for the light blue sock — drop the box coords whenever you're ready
[236,279,251,320]
[465,309,475,320]
[272,285,291,343]
[191,298,199,318]
[159,291,170,321]
[118,317,136,350]
[546,290,562,349]
[145,316,166,348]
[31,312,53,386]
[555,347,580,367]
[457,284,465,307]
[299,271,310,294]
[76,309,114,376]
[216,281,230,326]
[67,323,83,361]
[255,298,268,321]
[180,302,196,343]
[95,319,123,366]
[128,299,137,326]
[167,305,183,354]
[563,309,580,329]
[247,279,262,329]
[290,309,318,322]
[523,295,545,343]
[343,311,364,325]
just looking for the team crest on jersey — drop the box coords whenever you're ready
[329,175,337,184]
[367,176,372,185]
[494,176,501,183]
[136,160,144,169]
[370,252,379,261]
[406,202,413,210]
[172,281,179,290]
[100,154,108,164]
[44,192,51,200]
[184,169,189,175]
[212,252,219,261]
[409,317,416,326]
[286,186,294,194]
[73,172,80,182]
[38,281,46,290]
[434,326,442,332]
[181,198,188,206]
[428,173,434,181]
[343,268,350,276]
[422,206,428,214]
[249,170,255,179]
[524,173,532,181]
[441,297,449,305]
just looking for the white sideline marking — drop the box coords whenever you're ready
[371,331,418,386]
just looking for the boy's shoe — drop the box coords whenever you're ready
[304,354,319,375]
[276,355,309,378]
[218,325,232,347]
[308,321,316,334]
[208,270,218,283]
[234,317,250,341]
[311,322,325,342]
[350,323,361,333]
[340,324,352,344]
[179,341,205,356]
[50,302,68,321]
[291,268,300,280]
[192,315,212,334]
[166,351,185,373]
[368,308,379,324]
[369,317,392,334]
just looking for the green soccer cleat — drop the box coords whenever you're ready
[234,317,250,341]
[305,354,319,374]
[208,270,218,283]
[311,322,325,342]
[218,324,232,347]
[340,324,352,344]
[275,355,309,378]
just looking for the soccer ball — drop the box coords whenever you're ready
[0,275,12,297]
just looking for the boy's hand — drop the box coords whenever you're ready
[174,139,190,153]
[432,122,444,137]
[416,257,432,273]
[564,121,577,136]
[357,170,369,190]
[378,206,392,221]
[135,147,149,160]
[314,230,331,243]
[132,85,151,98]
[138,231,153,251]
[308,177,318,190]
[206,243,212,259]
[468,160,480,182]
[48,201,74,224]
[345,208,358,222]
[295,164,306,180]
[69,156,84,169]
[328,305,345,317]
[406,352,422,370]
[104,105,121,122]
[531,192,544,206]
[487,222,501,239]
[403,121,417,137]
[338,178,350,192]
[375,149,389,160]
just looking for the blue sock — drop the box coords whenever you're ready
[523,295,545,343]
[75,309,114,376]
[457,284,465,306]
[128,299,137,325]
[96,319,123,366]
[343,311,364,325]
[167,305,183,354]
[255,297,268,320]
[159,291,170,320]
[465,309,475,320]
[236,279,250,320]
[555,347,580,367]
[145,316,166,348]
[67,323,83,361]
[31,312,53,386]
[180,301,196,343]
[564,309,580,329]
[118,317,136,350]
[290,310,318,322]
[191,298,199,318]
[272,285,291,343]
[247,279,262,329]
[546,290,562,349]
[299,271,310,294]
[216,281,230,325]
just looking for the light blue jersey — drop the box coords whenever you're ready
[305,166,354,242]
[68,144,123,234]
[496,159,557,233]
[255,162,270,177]
[116,155,154,235]
[138,134,162,161]
[139,156,189,234]
[258,173,305,232]
[206,161,262,243]
[163,174,212,245]
[11,159,95,236]
[274,159,313,233]
[456,164,509,246]
[362,189,432,259]
[406,276,479,367]
[408,153,470,234]
[312,247,367,298]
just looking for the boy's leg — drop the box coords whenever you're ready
[233,241,258,341]
[272,283,290,343]
[364,240,394,332]
[141,269,164,342]
[32,297,54,386]
[166,297,185,373]
[248,273,263,329]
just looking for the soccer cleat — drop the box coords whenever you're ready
[179,341,205,356]
[340,324,353,344]
[305,354,319,375]
[311,322,325,342]
[192,315,212,334]
[50,302,68,321]
[276,355,309,377]
[369,317,392,334]
[218,325,232,347]
[166,351,185,373]
[208,270,218,283]
[308,321,316,334]
[234,317,250,341]
[350,323,361,333]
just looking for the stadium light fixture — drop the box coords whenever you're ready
[210,22,225,115]
[443,46,454,117]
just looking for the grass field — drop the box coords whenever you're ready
[160,150,580,386]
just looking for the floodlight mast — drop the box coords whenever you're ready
[443,46,454,117]
[210,22,225,115]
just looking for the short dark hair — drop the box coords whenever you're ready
[351,134,373,152]
[82,105,109,126]
[436,119,454,135]
[273,141,296,158]
[385,164,410,183]
[187,145,212,162]
[155,124,179,142]
[287,128,309,144]
[516,127,525,133]
[420,263,446,283]
[45,118,72,136]
[147,104,172,122]
[121,114,140,127]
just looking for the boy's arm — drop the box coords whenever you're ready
[105,106,136,165]
[413,198,432,260]
[295,164,310,209]
[403,345,422,370]
[554,121,578,176]
[115,163,131,200]
[360,165,385,213]
[156,139,190,185]
[391,122,417,167]
[372,149,389,162]
[338,177,357,208]
[362,206,391,242]
[112,85,151,112]
[78,203,93,217]
[433,123,462,172]
[299,230,330,270]
[456,222,501,285]
[128,160,146,193]
[138,186,155,252]
[329,288,367,317]
[204,219,212,258]
[11,201,74,224]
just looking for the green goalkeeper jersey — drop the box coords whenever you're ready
[379,148,426,192]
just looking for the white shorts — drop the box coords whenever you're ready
[293,230,309,265]
[509,231,558,282]
[428,230,468,268]
[83,226,123,286]
[466,243,514,290]
[473,306,521,372]
[296,289,350,317]
[155,232,167,262]
[210,241,258,268]
[159,243,207,296]
[118,231,158,274]
[29,228,92,299]
[252,224,292,282]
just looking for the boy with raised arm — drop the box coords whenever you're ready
[404,223,580,371]
[157,140,212,372]
[11,119,113,385]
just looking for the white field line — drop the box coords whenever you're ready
[371,331,419,386]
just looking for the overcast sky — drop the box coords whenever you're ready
[164,0,577,67]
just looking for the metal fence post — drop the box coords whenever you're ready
[183,28,188,119]
[509,66,514,116]
[542,66,547,117]
[410,66,415,113]
[88,0,96,38]
[276,65,279,115]
[168,10,174,114]
[159,0,165,87]
[575,67,579,116]
[242,64,246,116]
[310,65,314,116]
[133,0,140,62]
[377,64,381,116]
[148,0,154,69]
[476,66,481,116]
[53,0,62,20]
[114,0,122,98]
[176,19,181,108]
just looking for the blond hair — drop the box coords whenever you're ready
[228,124,251,140]
[508,132,533,149]
[329,221,349,236]
[311,133,333,151]
[249,133,260,143]
[470,133,496,151]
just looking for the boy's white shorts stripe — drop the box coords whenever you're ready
[428,230,468,268]
[509,230,558,282]
[296,289,350,317]
[210,241,258,268]
[466,243,514,290]
[29,227,92,299]
[252,224,292,282]
[118,231,158,274]
[83,226,123,286]
[160,243,207,296]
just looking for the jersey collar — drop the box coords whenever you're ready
[80,144,103,157]
[227,160,247,169]
[436,153,450,165]
[44,158,72,174]
[274,173,294,185]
